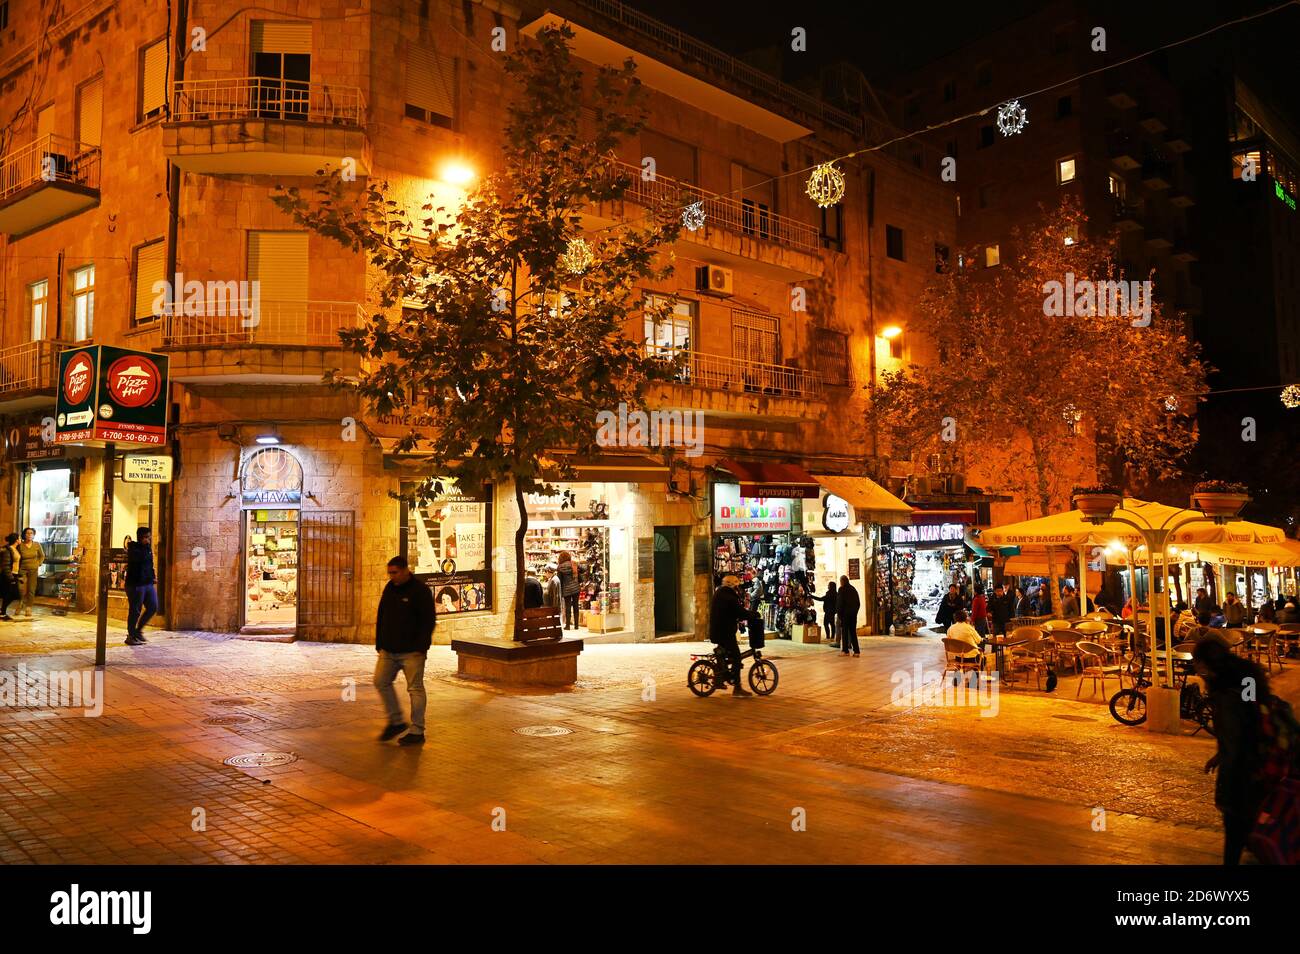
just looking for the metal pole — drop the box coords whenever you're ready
[94,442,114,668]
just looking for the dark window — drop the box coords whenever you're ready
[942,79,956,102]
[904,94,920,122]
[1051,27,1070,54]
[461,0,474,32]
[1057,95,1073,118]
[0,2,8,31]
[935,244,950,273]
[979,125,995,148]
[979,184,996,208]
[975,62,992,87]
[946,139,959,158]
[886,225,905,261]
[820,203,844,252]
[252,49,310,122]
[814,329,851,386]
[889,333,904,360]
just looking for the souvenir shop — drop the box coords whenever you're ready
[804,491,867,602]
[712,482,819,638]
[883,520,973,629]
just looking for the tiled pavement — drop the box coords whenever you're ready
[4,617,1294,864]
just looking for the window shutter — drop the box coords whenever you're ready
[248,231,309,303]
[141,41,168,117]
[35,105,53,141]
[134,241,166,322]
[251,21,312,54]
[77,78,103,147]
[406,45,455,120]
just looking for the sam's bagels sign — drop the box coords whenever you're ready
[55,346,170,446]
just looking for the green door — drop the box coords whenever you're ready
[653,528,679,633]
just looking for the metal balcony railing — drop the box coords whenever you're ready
[171,77,367,126]
[608,157,820,254]
[0,339,73,395]
[163,300,365,348]
[646,344,823,399]
[571,0,862,136]
[0,134,101,203]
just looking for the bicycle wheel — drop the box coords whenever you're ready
[1109,688,1147,726]
[748,659,779,696]
[688,660,718,697]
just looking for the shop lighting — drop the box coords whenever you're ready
[881,325,903,339]
[255,434,280,445]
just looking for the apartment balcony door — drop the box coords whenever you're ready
[251,21,311,121]
[732,310,780,392]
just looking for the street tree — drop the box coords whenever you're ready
[273,25,681,636]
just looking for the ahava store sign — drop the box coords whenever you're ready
[714,483,792,533]
[55,346,170,446]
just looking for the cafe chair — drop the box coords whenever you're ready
[1245,630,1282,674]
[1009,637,1053,690]
[1042,619,1072,631]
[1050,630,1087,674]
[941,638,986,686]
[1277,623,1300,658]
[1076,641,1126,699]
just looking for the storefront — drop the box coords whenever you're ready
[885,519,972,629]
[239,447,303,631]
[400,477,494,617]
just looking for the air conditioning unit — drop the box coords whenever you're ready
[695,265,734,297]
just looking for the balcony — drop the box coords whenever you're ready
[593,158,822,280]
[159,299,365,383]
[1141,158,1174,190]
[0,135,100,236]
[164,77,370,177]
[1107,131,1140,171]
[1112,199,1143,231]
[644,345,825,422]
[0,340,73,411]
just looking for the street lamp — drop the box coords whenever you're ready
[1072,490,1249,733]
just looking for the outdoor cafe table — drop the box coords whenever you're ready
[982,635,1030,682]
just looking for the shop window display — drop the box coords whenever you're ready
[26,467,79,598]
[403,479,493,615]
[713,532,817,638]
[245,510,298,625]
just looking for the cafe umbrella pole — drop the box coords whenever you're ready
[95,442,115,668]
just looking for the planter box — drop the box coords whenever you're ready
[1073,493,1122,519]
[1191,492,1250,518]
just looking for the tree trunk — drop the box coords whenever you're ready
[514,478,528,641]
[1030,434,1064,616]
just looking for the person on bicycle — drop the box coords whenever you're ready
[710,575,751,697]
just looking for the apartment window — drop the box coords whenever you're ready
[975,62,992,87]
[946,139,959,158]
[1064,224,1079,247]
[814,328,850,386]
[0,3,8,31]
[1108,173,1126,199]
[138,39,168,122]
[885,225,905,261]
[941,79,956,103]
[903,94,920,122]
[76,76,103,147]
[641,129,697,184]
[1051,27,1071,54]
[888,332,904,360]
[935,243,950,273]
[820,203,844,252]
[1057,95,1073,118]
[248,231,308,306]
[732,310,780,367]
[132,239,166,324]
[72,265,95,340]
[252,22,312,121]
[978,184,996,209]
[1058,157,1077,185]
[978,125,995,149]
[405,44,456,128]
[984,244,1001,268]
[643,293,694,354]
[35,104,53,142]
[28,280,48,341]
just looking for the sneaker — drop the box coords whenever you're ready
[125,636,144,646]
[377,722,409,741]
[137,634,148,643]
[732,686,753,697]
[398,732,426,746]
[853,652,860,657]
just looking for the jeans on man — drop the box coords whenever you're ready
[713,633,742,685]
[126,583,158,638]
[838,614,860,653]
[374,650,428,735]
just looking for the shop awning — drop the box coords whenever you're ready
[911,508,977,526]
[812,474,913,526]
[568,455,671,484]
[1003,552,1079,576]
[718,458,820,498]
[964,532,991,559]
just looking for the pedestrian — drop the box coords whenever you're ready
[556,550,581,630]
[1060,584,1080,618]
[1015,585,1033,617]
[1223,592,1246,628]
[15,528,44,618]
[1280,600,1300,624]
[124,527,158,645]
[935,584,962,631]
[374,555,436,745]
[970,585,990,636]
[0,533,20,621]
[1192,637,1270,864]
[1257,600,1276,624]
[523,569,544,609]
[1194,587,1215,622]
[543,562,561,609]
[837,574,861,656]
[709,575,750,696]
[1033,583,1052,616]
[814,581,838,647]
[989,583,1015,637]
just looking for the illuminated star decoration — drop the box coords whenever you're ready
[1282,384,1300,409]
[805,162,846,208]
[682,201,706,231]
[1164,395,1180,412]
[996,100,1029,136]
[560,237,593,274]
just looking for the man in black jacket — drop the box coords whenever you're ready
[989,583,1015,637]
[374,556,437,744]
[124,527,157,646]
[709,576,751,696]
[837,575,861,656]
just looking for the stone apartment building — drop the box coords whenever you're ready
[0,0,958,644]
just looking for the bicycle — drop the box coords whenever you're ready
[688,645,779,697]
[1108,651,1214,735]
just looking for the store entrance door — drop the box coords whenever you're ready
[653,527,679,633]
[243,509,299,631]
[299,510,355,630]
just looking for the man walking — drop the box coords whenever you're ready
[837,575,861,657]
[374,556,436,745]
[125,527,158,646]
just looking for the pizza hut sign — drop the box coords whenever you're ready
[55,346,170,446]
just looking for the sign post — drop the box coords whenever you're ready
[55,346,169,669]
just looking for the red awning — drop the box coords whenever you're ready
[911,509,977,526]
[718,459,820,499]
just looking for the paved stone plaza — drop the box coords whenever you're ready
[4,614,1295,865]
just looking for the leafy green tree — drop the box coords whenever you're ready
[274,26,681,636]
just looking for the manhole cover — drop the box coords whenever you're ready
[223,752,297,768]
[513,725,573,737]
[998,750,1054,762]
[203,715,253,726]
[210,698,257,707]
[1052,714,1097,723]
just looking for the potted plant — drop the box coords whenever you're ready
[1191,480,1250,518]
[1071,485,1122,520]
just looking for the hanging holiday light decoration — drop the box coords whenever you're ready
[682,201,706,231]
[1164,395,1180,412]
[560,237,593,274]
[805,162,846,208]
[1282,384,1300,409]
[996,100,1029,136]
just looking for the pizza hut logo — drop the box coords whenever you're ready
[106,356,161,408]
[62,352,95,406]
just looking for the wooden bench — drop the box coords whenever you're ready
[517,606,563,643]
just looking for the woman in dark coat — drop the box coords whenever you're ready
[1193,638,1269,865]
[556,551,582,630]
[814,581,838,646]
